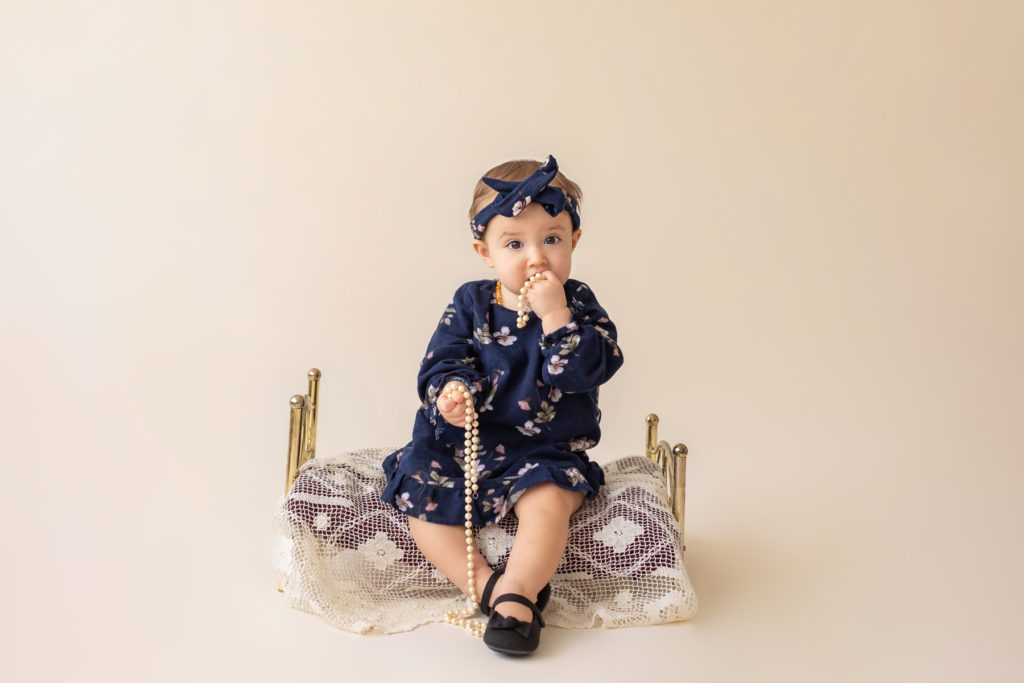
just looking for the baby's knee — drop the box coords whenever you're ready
[514,483,584,520]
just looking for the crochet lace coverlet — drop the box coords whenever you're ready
[274,447,698,634]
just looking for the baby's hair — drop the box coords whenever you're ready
[469,158,583,233]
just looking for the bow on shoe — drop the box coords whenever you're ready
[483,593,547,655]
[487,610,546,638]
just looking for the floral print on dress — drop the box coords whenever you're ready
[494,326,517,346]
[547,356,567,375]
[559,334,581,355]
[427,470,456,488]
[569,437,597,452]
[594,324,622,357]
[516,420,541,437]
[478,370,503,414]
[474,321,493,345]
[533,401,556,424]
[482,493,505,516]
[563,467,587,487]
[439,304,455,327]
[380,278,622,526]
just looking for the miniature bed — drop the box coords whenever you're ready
[274,369,697,634]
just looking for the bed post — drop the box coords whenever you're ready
[645,414,689,557]
[305,368,320,460]
[284,368,322,495]
[280,369,322,593]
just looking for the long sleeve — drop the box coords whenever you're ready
[416,284,492,437]
[538,282,623,393]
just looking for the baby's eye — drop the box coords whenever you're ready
[505,240,523,250]
[544,235,562,245]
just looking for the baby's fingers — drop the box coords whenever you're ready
[440,403,467,427]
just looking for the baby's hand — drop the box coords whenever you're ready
[525,270,572,333]
[437,381,473,428]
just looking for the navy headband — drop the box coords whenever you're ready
[470,155,581,239]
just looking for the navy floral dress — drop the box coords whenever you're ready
[381,278,624,526]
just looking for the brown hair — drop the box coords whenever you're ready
[469,158,583,234]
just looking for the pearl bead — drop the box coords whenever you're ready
[443,374,490,638]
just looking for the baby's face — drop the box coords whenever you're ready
[473,202,580,292]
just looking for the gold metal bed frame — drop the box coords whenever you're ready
[281,368,690,578]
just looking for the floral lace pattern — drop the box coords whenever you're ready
[593,516,645,553]
[276,448,698,634]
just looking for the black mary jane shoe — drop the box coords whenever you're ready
[483,593,546,656]
[479,567,551,617]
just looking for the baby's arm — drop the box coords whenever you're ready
[417,285,491,434]
[537,282,624,393]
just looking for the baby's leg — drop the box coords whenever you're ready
[408,516,495,601]
[496,483,585,622]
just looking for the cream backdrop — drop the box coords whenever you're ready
[2,1,1022,681]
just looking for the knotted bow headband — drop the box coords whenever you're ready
[470,155,581,239]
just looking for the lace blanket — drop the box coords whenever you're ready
[274,447,697,634]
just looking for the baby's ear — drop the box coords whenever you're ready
[472,239,493,267]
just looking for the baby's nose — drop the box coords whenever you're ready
[526,246,547,266]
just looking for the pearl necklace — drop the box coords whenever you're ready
[441,382,485,637]
[495,274,545,329]
[441,274,544,636]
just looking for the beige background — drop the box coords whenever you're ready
[2,1,1022,681]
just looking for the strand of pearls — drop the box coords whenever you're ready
[441,382,485,637]
[516,273,545,329]
[440,275,541,634]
